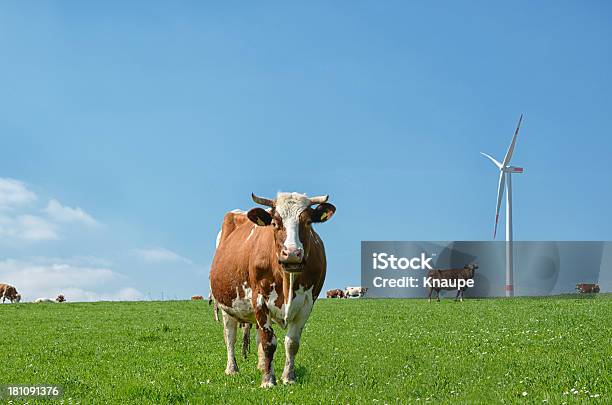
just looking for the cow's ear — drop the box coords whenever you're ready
[247,208,273,226]
[310,203,336,223]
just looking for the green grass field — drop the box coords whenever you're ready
[1,295,610,404]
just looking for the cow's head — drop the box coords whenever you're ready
[464,263,478,276]
[14,293,21,303]
[247,192,336,272]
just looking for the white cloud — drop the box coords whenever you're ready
[0,180,99,243]
[0,178,37,209]
[0,259,144,302]
[132,247,193,264]
[0,214,58,241]
[44,199,99,227]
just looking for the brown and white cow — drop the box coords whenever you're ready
[326,288,345,298]
[576,283,600,294]
[0,283,21,303]
[210,192,335,388]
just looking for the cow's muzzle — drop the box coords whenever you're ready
[279,246,304,272]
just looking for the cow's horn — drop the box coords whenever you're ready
[251,193,275,207]
[309,195,329,205]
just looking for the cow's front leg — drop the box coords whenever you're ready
[221,310,239,375]
[255,324,265,371]
[255,306,276,388]
[282,297,313,384]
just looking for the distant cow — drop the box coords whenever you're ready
[34,298,56,303]
[191,295,204,300]
[576,283,600,294]
[345,286,368,298]
[0,284,21,303]
[426,264,478,302]
[326,289,345,298]
[34,296,64,303]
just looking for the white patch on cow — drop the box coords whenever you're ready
[215,229,222,249]
[265,277,314,328]
[266,284,286,327]
[231,209,245,214]
[275,192,310,251]
[262,313,271,330]
[246,225,256,241]
[284,273,295,323]
[219,285,255,322]
[256,293,265,308]
[284,284,313,324]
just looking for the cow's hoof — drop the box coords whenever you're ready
[282,370,296,384]
[260,375,276,388]
[225,366,239,375]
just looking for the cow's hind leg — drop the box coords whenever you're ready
[221,310,239,375]
[255,307,277,388]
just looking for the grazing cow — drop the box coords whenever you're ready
[345,286,368,298]
[192,295,204,300]
[426,264,478,302]
[34,297,56,303]
[210,192,335,387]
[56,294,66,303]
[576,283,600,294]
[0,284,21,303]
[326,289,345,298]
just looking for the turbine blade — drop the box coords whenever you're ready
[502,114,523,167]
[494,171,506,239]
[480,152,503,169]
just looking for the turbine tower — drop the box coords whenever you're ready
[481,114,524,297]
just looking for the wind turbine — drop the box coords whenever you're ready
[481,114,524,297]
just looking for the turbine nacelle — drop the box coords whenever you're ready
[504,166,524,174]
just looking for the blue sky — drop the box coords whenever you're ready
[1,1,611,301]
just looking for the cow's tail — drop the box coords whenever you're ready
[242,323,252,359]
[213,300,220,322]
[208,293,220,322]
